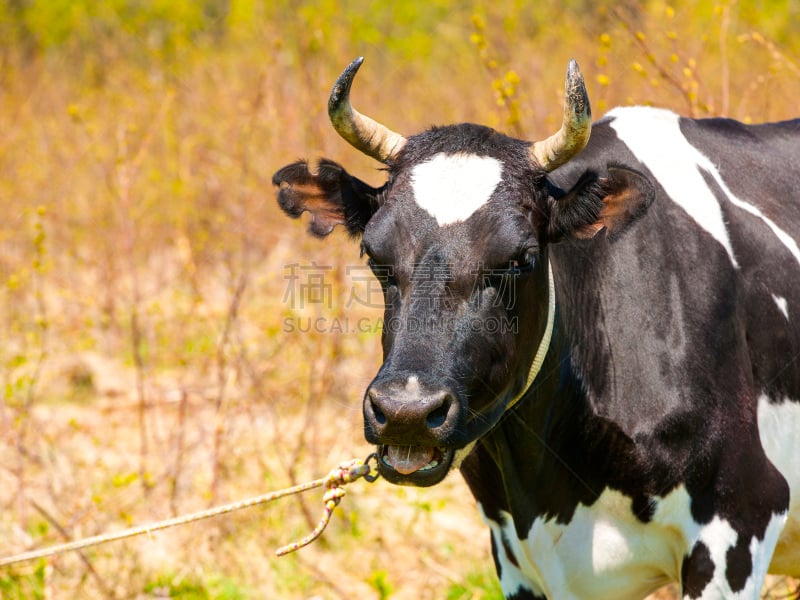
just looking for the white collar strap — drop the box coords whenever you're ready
[452,262,555,470]
[504,260,555,414]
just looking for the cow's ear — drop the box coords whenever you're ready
[273,159,383,238]
[547,167,654,242]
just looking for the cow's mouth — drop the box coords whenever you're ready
[377,445,454,486]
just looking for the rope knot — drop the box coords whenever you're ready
[322,487,346,506]
[274,453,379,556]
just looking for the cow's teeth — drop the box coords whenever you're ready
[380,447,447,472]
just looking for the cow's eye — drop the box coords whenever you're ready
[509,250,536,275]
[482,251,535,289]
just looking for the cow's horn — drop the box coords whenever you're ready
[530,60,592,171]
[328,57,407,163]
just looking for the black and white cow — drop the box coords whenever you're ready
[273,57,800,599]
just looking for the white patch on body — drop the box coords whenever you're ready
[480,482,791,599]
[608,107,800,269]
[478,505,543,598]
[608,107,739,267]
[479,488,689,600]
[772,295,790,320]
[728,201,800,266]
[687,511,787,599]
[758,395,800,575]
[693,516,741,599]
[652,486,786,600]
[753,512,790,585]
[410,153,503,225]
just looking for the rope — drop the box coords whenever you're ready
[0,453,379,568]
[0,264,555,568]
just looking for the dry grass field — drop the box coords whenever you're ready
[1,1,799,598]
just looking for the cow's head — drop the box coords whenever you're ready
[274,58,652,486]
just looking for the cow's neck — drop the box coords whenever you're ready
[503,260,556,415]
[461,324,646,544]
[459,255,622,538]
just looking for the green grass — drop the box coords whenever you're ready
[446,567,505,600]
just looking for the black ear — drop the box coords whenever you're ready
[547,166,654,242]
[273,159,383,238]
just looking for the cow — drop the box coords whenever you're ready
[272,57,800,599]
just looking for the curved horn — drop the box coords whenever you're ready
[328,57,407,163]
[530,60,592,172]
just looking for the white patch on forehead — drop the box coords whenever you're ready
[773,295,789,320]
[410,152,503,225]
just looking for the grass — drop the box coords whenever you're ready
[0,1,799,598]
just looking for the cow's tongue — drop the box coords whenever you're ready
[385,445,435,475]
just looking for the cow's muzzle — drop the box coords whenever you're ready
[363,380,462,486]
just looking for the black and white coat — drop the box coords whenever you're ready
[274,60,800,599]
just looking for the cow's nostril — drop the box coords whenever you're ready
[368,390,387,425]
[373,404,387,425]
[426,396,452,429]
